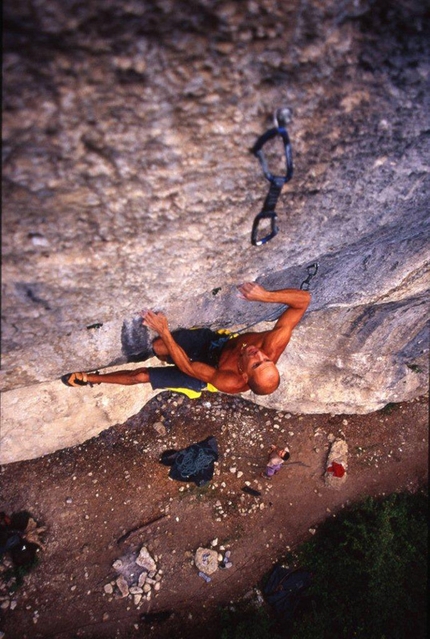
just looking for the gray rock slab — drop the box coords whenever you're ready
[1,0,429,462]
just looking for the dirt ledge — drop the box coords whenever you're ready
[0,393,428,639]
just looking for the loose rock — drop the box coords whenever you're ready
[116,575,129,598]
[324,438,348,489]
[136,546,157,572]
[194,547,219,575]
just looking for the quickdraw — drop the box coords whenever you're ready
[250,108,294,246]
[300,262,319,290]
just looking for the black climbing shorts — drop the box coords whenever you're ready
[163,328,230,367]
[147,328,231,391]
[148,367,207,391]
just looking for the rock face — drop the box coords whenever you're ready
[1,0,429,463]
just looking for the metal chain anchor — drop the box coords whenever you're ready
[250,108,294,246]
[300,262,319,290]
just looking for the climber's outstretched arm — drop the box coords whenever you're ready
[238,282,311,362]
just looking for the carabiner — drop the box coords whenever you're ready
[300,262,319,290]
[251,127,293,185]
[251,210,278,246]
[251,178,283,245]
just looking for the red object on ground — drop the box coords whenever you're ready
[327,461,346,477]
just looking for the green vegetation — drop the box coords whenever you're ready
[290,491,428,639]
[217,491,427,639]
[2,556,39,593]
[406,363,423,373]
[219,601,283,639]
[381,402,399,414]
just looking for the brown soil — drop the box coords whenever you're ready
[1,392,428,639]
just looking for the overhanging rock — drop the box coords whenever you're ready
[1,0,429,463]
[1,215,428,464]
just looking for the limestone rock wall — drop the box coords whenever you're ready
[1,0,429,463]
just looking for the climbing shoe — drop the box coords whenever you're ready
[61,371,99,387]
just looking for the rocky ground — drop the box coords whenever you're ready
[0,391,428,639]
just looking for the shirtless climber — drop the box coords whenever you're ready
[62,283,310,396]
